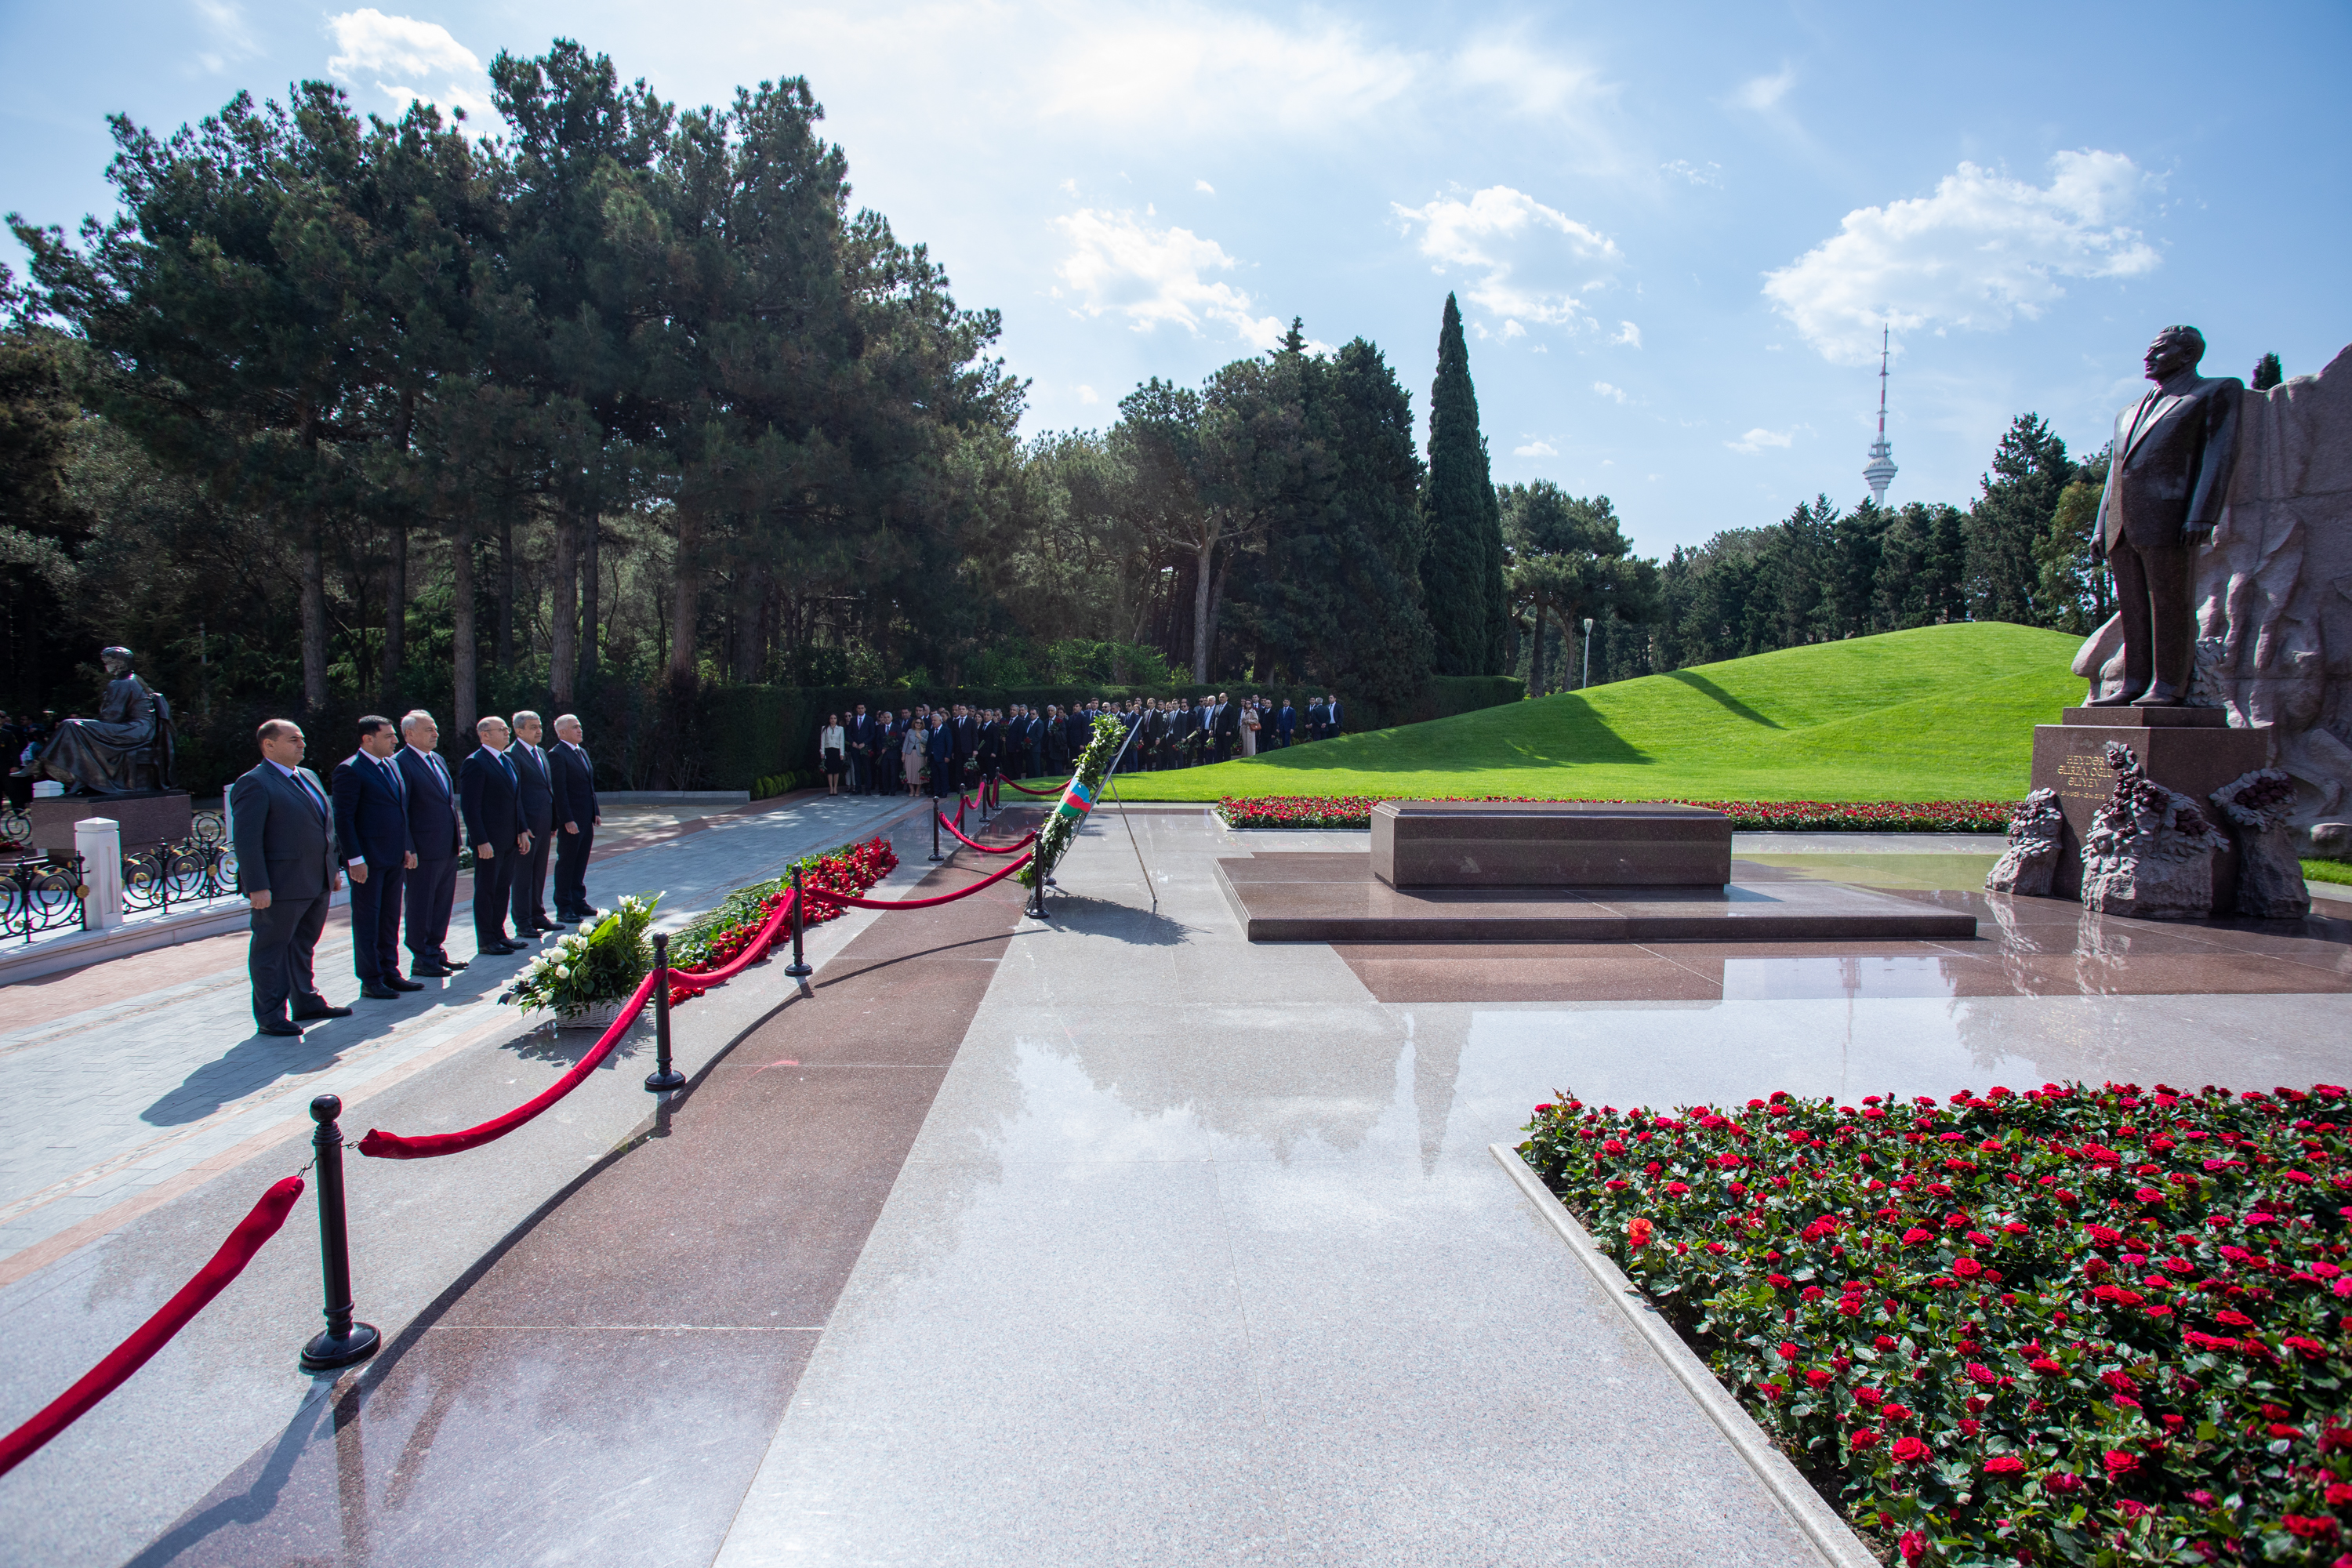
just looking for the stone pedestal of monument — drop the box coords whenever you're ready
[2027,709,2267,909]
[1370,800,1731,888]
[26,790,192,855]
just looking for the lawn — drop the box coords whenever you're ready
[1093,622,2084,804]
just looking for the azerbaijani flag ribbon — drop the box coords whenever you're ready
[1056,780,1096,822]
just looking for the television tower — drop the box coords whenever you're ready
[1862,325,1897,505]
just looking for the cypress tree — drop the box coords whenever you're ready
[2252,352,2282,392]
[1421,294,1503,674]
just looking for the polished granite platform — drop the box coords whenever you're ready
[1217,851,1979,942]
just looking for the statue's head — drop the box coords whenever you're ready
[100,646,134,675]
[2144,325,2206,382]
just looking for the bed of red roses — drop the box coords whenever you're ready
[666,836,897,990]
[1518,1082,2351,1567]
[1217,797,2016,832]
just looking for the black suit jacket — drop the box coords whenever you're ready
[229,760,336,899]
[550,741,599,829]
[952,716,977,760]
[397,746,463,860]
[2099,375,2243,550]
[331,752,415,866]
[459,746,524,851]
[1213,702,1240,739]
[512,742,556,833]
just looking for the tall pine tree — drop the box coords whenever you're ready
[1421,294,1504,674]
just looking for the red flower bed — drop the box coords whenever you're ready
[666,836,898,1000]
[1519,1083,2352,1566]
[1216,797,2016,832]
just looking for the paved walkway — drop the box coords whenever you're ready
[2,804,2348,1566]
[0,791,923,1280]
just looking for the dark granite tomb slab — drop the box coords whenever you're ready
[1369,800,1730,888]
[1218,852,1976,943]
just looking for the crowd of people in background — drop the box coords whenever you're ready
[816,693,1346,798]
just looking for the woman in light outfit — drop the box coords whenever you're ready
[901,715,927,797]
[1239,699,1259,757]
[818,714,846,795]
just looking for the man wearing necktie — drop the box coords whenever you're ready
[459,716,533,956]
[230,719,351,1036]
[549,713,602,924]
[331,715,422,1000]
[395,710,467,977]
[508,710,558,937]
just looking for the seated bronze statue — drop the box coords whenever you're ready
[13,646,176,795]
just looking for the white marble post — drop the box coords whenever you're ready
[75,816,124,931]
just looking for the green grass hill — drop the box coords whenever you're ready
[1102,622,2082,803]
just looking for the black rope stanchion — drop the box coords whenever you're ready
[644,933,684,1092]
[784,867,813,979]
[929,800,943,862]
[298,1095,380,1373]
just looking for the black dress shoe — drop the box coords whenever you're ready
[256,1018,303,1037]
[441,956,470,971]
[411,962,456,978]
[385,975,426,992]
[359,982,402,1000]
[291,1003,354,1021]
[484,940,525,955]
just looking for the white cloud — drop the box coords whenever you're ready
[1662,159,1721,187]
[1392,185,1617,329]
[1077,384,1099,404]
[1059,177,1080,196]
[1733,67,1795,112]
[1450,35,1602,118]
[1514,439,1559,457]
[326,9,494,123]
[1051,208,1283,349]
[1194,178,1215,194]
[1726,427,1795,454]
[1611,320,1641,348]
[1501,319,1526,339]
[1762,150,2162,365]
[191,0,256,74]
[1040,11,1416,135]
[1593,381,1626,403]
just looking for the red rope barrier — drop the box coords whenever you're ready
[804,851,1032,909]
[359,892,804,1160]
[938,811,1036,855]
[998,775,1059,796]
[0,1175,305,1479]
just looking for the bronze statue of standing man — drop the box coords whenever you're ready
[2091,325,2242,707]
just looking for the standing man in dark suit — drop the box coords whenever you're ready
[927,711,955,800]
[331,715,420,1000]
[1325,695,1344,737]
[1276,698,1297,749]
[950,704,978,794]
[2091,325,2245,708]
[396,710,467,977]
[230,719,352,1037]
[1211,692,1240,763]
[1305,695,1327,742]
[1024,706,1045,778]
[459,716,533,957]
[549,713,601,924]
[508,711,557,938]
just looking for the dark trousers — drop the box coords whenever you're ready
[2104,534,2195,699]
[554,822,594,917]
[474,848,517,949]
[348,860,406,982]
[511,828,552,932]
[405,855,458,965]
[249,891,330,1025]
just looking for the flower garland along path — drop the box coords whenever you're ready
[1217,797,2016,832]
[665,836,898,1001]
[1518,1083,2352,1568]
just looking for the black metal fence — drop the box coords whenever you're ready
[1,855,88,945]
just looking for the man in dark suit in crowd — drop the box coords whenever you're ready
[1276,698,1297,748]
[459,715,533,957]
[950,703,978,793]
[846,704,872,794]
[927,710,955,799]
[1325,695,1343,737]
[977,708,1003,786]
[872,708,898,797]
[1306,695,1329,742]
[1210,692,1238,763]
[331,714,420,1000]
[230,718,352,1036]
[396,710,466,977]
[1024,706,1045,777]
[549,713,601,924]
[506,711,558,938]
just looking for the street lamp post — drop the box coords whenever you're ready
[1581,618,1595,690]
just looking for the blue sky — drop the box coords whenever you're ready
[5,1,2347,558]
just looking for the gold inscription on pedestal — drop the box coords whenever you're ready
[2053,749,2113,803]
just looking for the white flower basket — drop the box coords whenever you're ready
[556,997,629,1033]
